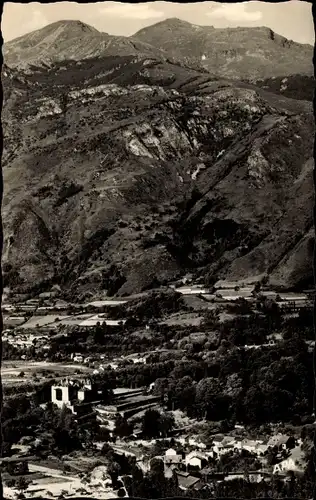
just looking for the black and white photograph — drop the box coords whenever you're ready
[0,1,315,499]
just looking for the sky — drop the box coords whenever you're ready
[2,1,314,45]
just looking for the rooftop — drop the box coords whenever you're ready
[177,472,200,490]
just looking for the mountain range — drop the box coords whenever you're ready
[4,18,313,80]
[2,19,314,298]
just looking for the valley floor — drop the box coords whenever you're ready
[1,282,315,498]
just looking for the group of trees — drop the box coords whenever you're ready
[3,290,314,452]
[93,333,312,425]
[160,339,313,424]
[109,289,186,322]
[39,296,299,363]
[141,409,175,439]
[111,409,175,440]
[5,314,313,448]
[2,394,102,458]
[7,291,308,366]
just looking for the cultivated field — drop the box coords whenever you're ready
[2,360,93,386]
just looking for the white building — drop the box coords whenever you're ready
[213,436,236,456]
[185,451,208,469]
[234,439,267,456]
[163,448,183,478]
[165,448,181,459]
[51,378,97,413]
[164,448,183,466]
[267,434,293,450]
[73,355,84,363]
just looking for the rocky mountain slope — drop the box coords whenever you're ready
[2,46,314,297]
[2,21,314,297]
[134,18,313,81]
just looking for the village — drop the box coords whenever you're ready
[1,280,315,499]
[1,372,311,499]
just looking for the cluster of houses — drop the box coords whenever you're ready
[2,370,310,497]
[112,433,306,492]
[2,329,50,351]
[69,352,150,369]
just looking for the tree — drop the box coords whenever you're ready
[159,412,175,437]
[60,92,68,117]
[99,427,111,443]
[260,298,281,329]
[202,309,220,329]
[196,377,219,419]
[141,409,161,438]
[141,409,175,439]
[107,461,121,483]
[114,415,133,438]
[101,442,112,456]
[153,377,169,404]
[150,458,164,476]
[16,477,29,493]
[168,375,196,413]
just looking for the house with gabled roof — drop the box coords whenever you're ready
[163,447,183,477]
[268,434,296,451]
[212,434,236,456]
[185,450,208,469]
[235,438,268,456]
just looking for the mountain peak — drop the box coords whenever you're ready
[6,19,101,46]
[48,19,99,33]
[156,17,194,27]
[3,19,165,69]
[42,19,101,36]
[39,19,100,40]
[134,18,312,80]
[51,19,97,29]
[135,17,195,35]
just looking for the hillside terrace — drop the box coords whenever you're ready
[96,394,160,418]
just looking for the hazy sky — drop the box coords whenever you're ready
[2,1,314,45]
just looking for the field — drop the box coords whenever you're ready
[2,360,93,386]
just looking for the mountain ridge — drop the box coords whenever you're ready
[3,19,167,70]
[133,18,313,80]
[4,18,313,81]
